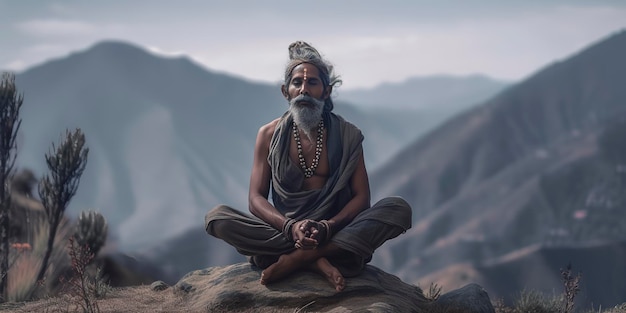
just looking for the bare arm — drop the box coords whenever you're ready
[248,120,285,230]
[325,150,371,234]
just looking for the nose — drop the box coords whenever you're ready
[299,83,309,95]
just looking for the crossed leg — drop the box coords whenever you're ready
[260,243,345,292]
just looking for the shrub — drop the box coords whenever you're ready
[0,72,24,301]
[36,129,89,283]
[75,211,108,257]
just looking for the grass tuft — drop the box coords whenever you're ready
[425,282,442,302]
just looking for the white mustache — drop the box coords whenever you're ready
[290,94,325,107]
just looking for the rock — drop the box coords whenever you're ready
[435,283,496,313]
[175,281,194,294]
[174,262,496,312]
[97,252,178,287]
[150,280,169,291]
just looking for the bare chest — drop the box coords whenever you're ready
[288,128,329,189]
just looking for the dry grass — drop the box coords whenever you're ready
[424,282,442,302]
[0,285,181,313]
[6,248,42,302]
[6,216,72,302]
[0,282,623,313]
[0,285,306,313]
[492,265,626,313]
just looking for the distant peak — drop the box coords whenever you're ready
[86,40,150,55]
[82,40,196,66]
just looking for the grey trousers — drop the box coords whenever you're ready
[205,196,412,277]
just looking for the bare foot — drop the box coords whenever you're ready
[260,253,303,285]
[310,257,345,292]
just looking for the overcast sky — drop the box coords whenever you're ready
[1,1,625,89]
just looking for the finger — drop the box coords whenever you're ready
[296,220,307,231]
[293,221,309,241]
[302,225,314,237]
[295,229,308,242]
[300,237,319,246]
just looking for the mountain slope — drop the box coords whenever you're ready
[338,75,510,154]
[417,241,626,309]
[372,29,626,215]
[369,30,626,308]
[16,41,286,249]
[340,74,509,111]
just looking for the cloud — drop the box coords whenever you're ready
[24,43,69,54]
[1,43,76,72]
[6,3,626,89]
[145,46,188,58]
[292,5,626,88]
[162,4,624,89]
[16,19,96,37]
[3,59,27,71]
[47,3,80,15]
[14,19,127,40]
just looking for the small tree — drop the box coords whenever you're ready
[36,129,89,283]
[0,72,23,302]
[75,210,108,257]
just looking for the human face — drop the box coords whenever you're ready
[282,63,328,104]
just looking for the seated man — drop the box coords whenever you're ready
[205,41,412,292]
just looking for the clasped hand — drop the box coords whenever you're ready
[291,219,330,249]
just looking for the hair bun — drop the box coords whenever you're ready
[288,41,322,61]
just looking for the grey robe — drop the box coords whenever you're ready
[206,112,412,276]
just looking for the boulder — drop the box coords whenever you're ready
[174,262,495,312]
[435,283,495,313]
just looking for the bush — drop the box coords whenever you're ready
[75,211,108,256]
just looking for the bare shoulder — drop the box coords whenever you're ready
[257,118,282,144]
[260,118,281,134]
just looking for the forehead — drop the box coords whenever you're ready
[291,63,321,78]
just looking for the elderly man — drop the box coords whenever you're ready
[205,41,412,292]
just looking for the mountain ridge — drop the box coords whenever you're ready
[369,29,626,308]
[14,40,286,249]
[11,39,494,255]
[339,73,509,111]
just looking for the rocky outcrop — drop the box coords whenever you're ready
[173,262,495,312]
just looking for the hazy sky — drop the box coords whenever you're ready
[1,1,625,89]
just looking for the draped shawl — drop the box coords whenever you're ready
[268,111,364,221]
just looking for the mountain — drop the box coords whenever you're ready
[10,40,476,273]
[339,74,509,111]
[369,29,626,308]
[337,75,511,162]
[417,241,626,309]
[15,41,284,251]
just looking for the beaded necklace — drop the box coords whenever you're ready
[292,120,324,178]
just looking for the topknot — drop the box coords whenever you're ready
[288,41,323,61]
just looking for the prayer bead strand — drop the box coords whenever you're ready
[292,120,324,178]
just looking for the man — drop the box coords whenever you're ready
[205,41,412,292]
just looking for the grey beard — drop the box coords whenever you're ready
[289,94,324,141]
